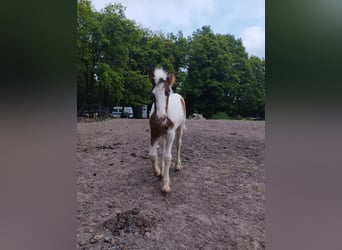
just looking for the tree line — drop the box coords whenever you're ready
[77,0,265,119]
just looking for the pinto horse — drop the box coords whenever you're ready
[148,68,186,193]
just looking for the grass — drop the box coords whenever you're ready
[210,112,231,120]
[209,112,265,121]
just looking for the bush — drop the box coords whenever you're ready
[232,114,243,120]
[210,112,231,120]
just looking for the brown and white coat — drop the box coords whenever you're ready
[148,68,186,193]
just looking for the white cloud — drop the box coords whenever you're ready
[117,0,218,35]
[241,26,265,58]
[90,0,265,57]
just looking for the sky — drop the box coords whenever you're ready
[90,0,265,58]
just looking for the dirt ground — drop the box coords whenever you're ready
[77,118,265,250]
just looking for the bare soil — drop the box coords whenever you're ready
[77,119,265,250]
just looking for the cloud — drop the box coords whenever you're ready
[241,26,265,58]
[121,0,218,35]
[90,0,265,57]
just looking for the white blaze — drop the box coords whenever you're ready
[152,68,168,119]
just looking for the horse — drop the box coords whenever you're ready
[148,68,186,193]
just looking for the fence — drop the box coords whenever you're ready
[77,104,109,120]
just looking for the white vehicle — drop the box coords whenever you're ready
[112,106,122,118]
[122,106,134,118]
[112,106,133,118]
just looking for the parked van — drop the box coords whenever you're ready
[122,106,134,118]
[112,106,122,118]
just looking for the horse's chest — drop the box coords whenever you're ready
[149,115,174,144]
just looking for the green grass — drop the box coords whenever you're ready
[210,112,231,120]
[209,112,265,120]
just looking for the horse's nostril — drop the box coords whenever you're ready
[156,116,166,123]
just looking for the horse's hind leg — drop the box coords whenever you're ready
[175,125,184,171]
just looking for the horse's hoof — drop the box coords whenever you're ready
[162,185,171,193]
[154,169,161,177]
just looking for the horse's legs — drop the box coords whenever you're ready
[175,124,184,171]
[149,139,161,176]
[160,137,166,177]
[162,131,175,193]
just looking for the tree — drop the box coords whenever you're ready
[77,0,105,109]
[77,3,265,119]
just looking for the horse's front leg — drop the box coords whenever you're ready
[162,131,175,193]
[149,139,161,177]
[160,137,166,177]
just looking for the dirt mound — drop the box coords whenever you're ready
[103,208,157,236]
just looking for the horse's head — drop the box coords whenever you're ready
[149,68,175,120]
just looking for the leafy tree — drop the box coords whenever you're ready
[77,0,105,109]
[76,2,265,119]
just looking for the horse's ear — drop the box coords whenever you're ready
[167,73,176,87]
[148,70,155,86]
